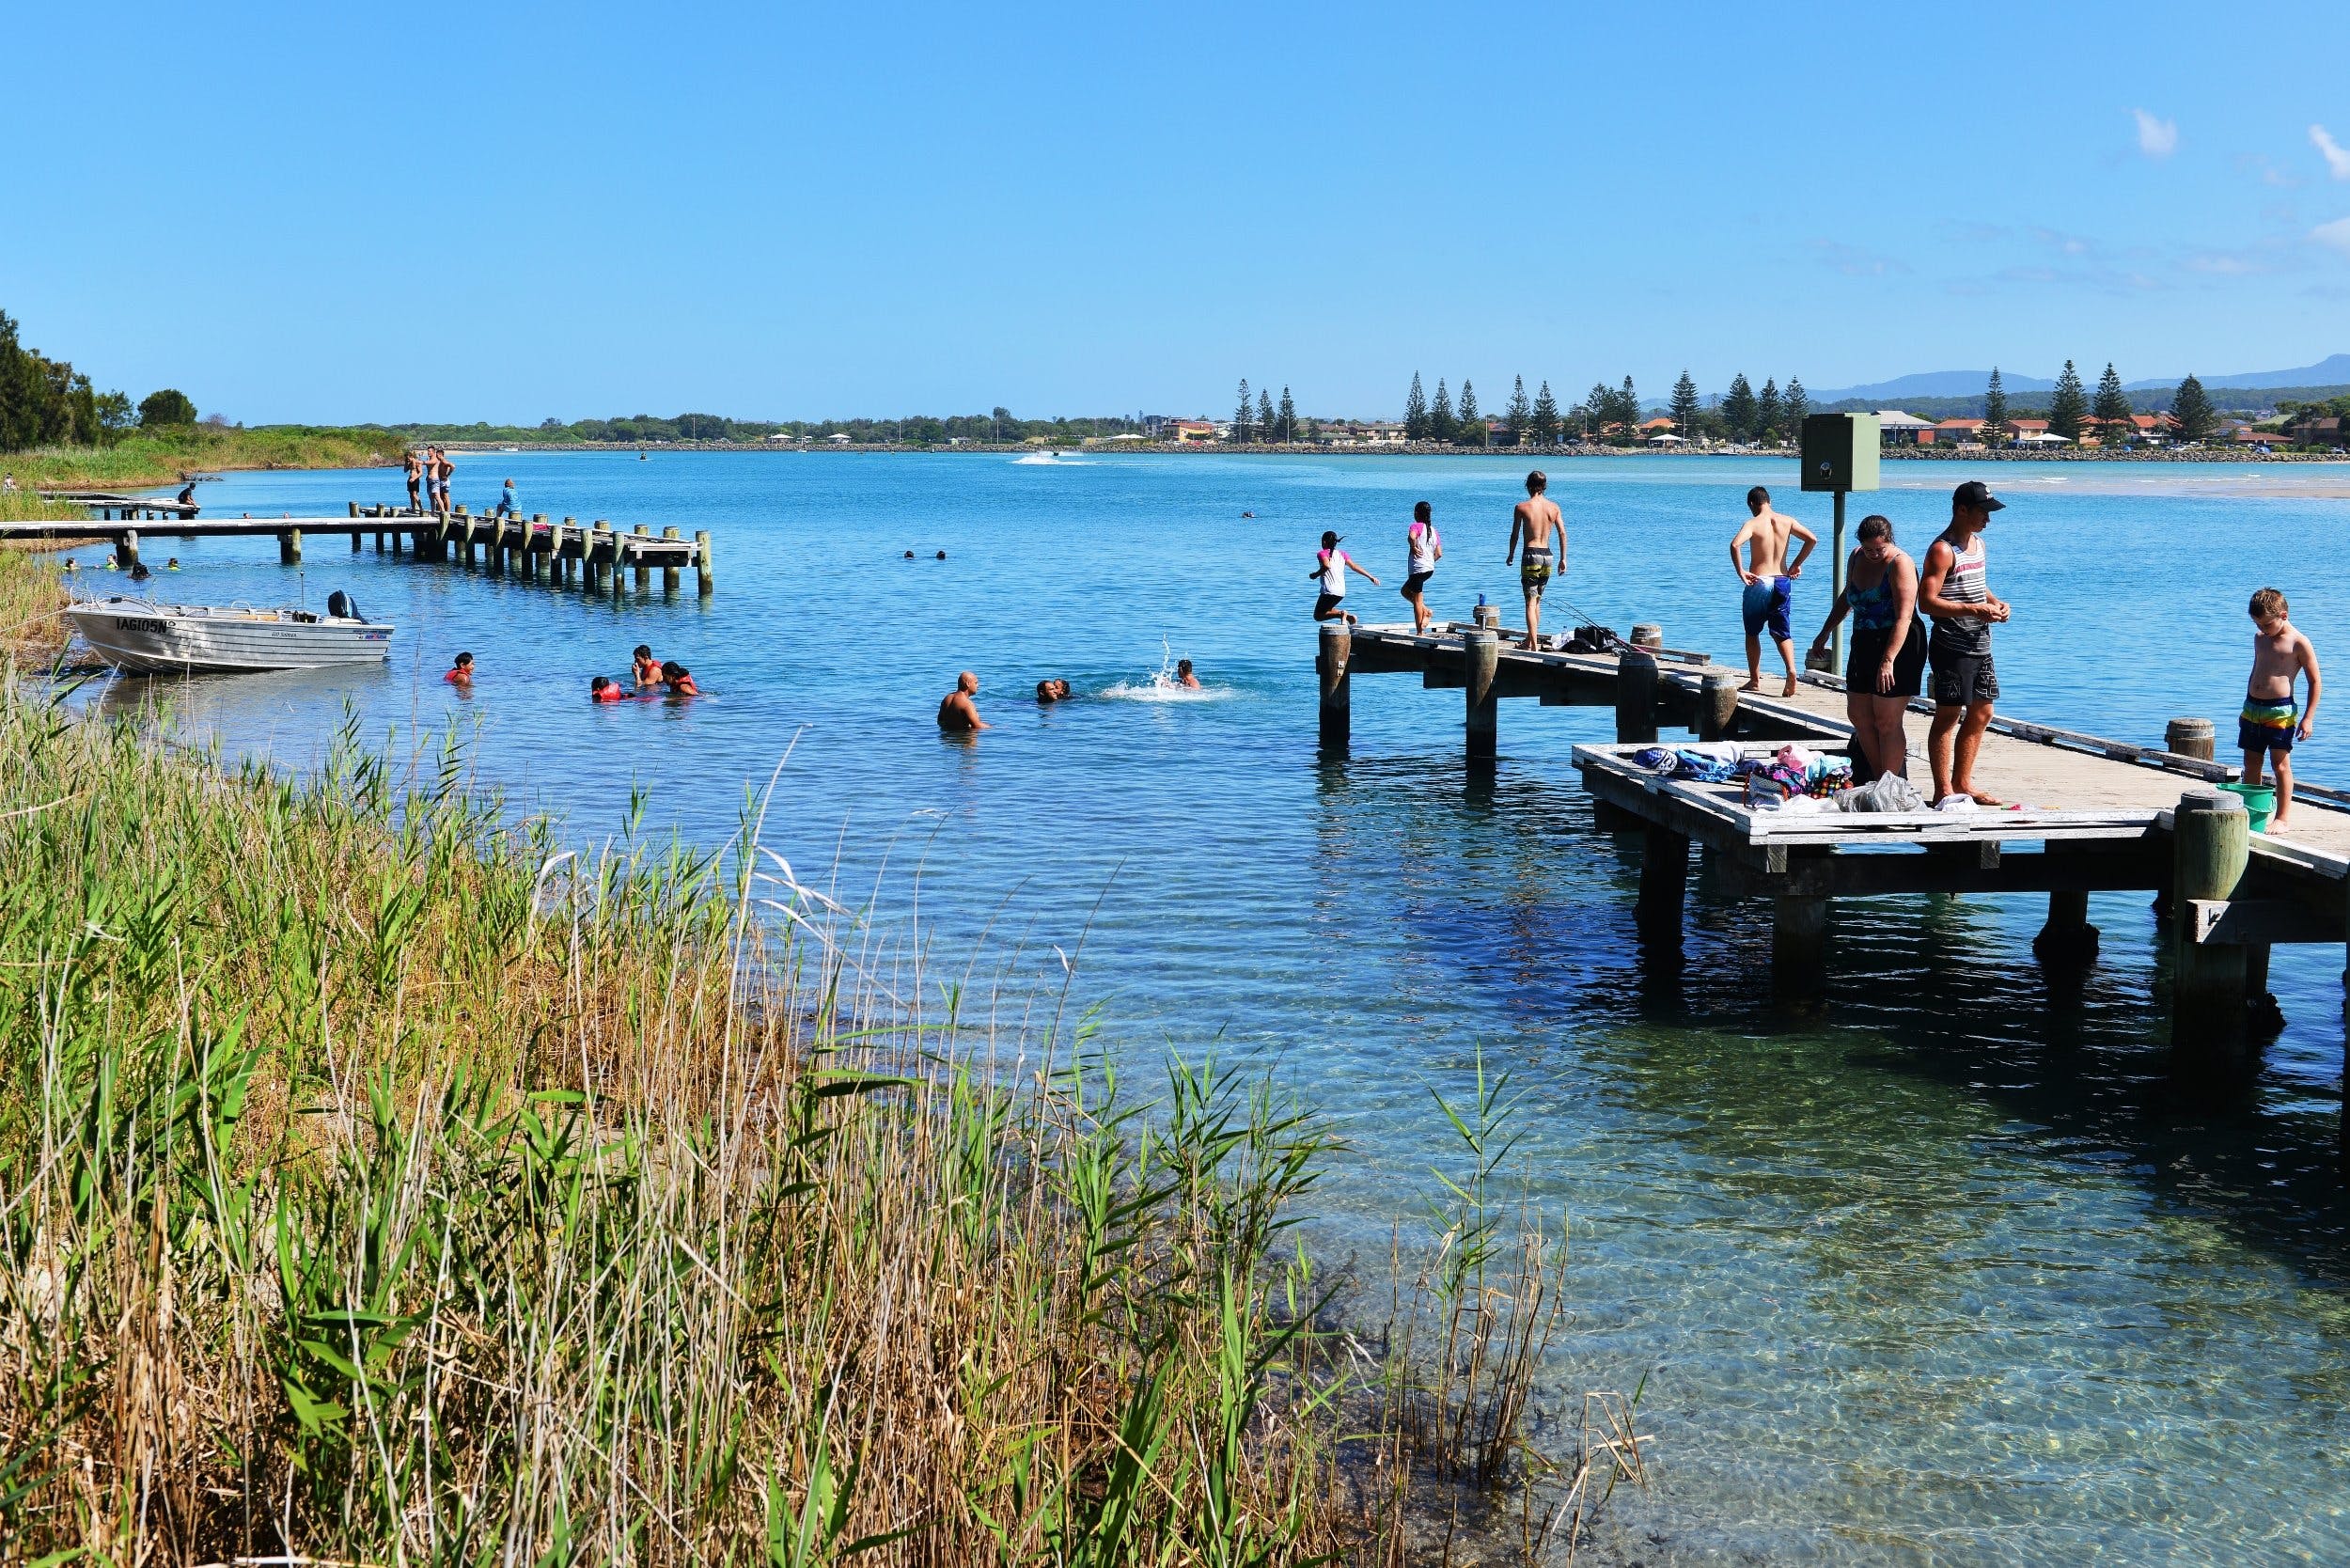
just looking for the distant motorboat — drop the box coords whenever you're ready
[500,445,521,452]
[66,593,395,674]
[1011,450,1066,465]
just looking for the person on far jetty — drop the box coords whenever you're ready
[494,478,519,518]
[1035,679,1072,703]
[444,651,475,686]
[633,644,665,688]
[176,481,198,515]
[404,449,425,512]
[2242,587,2321,832]
[939,671,990,730]
[1505,471,1562,651]
[1809,515,1923,780]
[431,447,453,514]
[1310,530,1378,622]
[589,675,626,702]
[1402,501,1441,635]
[1175,659,1200,690]
[1729,485,1816,697]
[1919,478,2012,808]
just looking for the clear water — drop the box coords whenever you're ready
[69,452,2350,1563]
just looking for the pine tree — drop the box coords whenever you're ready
[1457,380,1482,446]
[1258,388,1276,443]
[2048,359,2088,442]
[1530,381,1560,447]
[1277,385,1296,443]
[1617,376,1638,438]
[1722,373,1757,443]
[1584,383,1611,442]
[2092,362,2132,444]
[2170,373,2217,443]
[1504,375,1532,447]
[1430,379,1455,443]
[1404,372,1428,441]
[1757,378,1781,446]
[1668,369,1700,437]
[1232,379,1254,442]
[1982,368,2009,446]
[1782,377,1808,438]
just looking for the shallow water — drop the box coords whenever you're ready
[69,452,2350,1563]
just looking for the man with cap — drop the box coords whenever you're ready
[1918,478,2012,807]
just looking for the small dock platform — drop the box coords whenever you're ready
[4,500,714,600]
[37,490,200,521]
[1317,617,2350,1148]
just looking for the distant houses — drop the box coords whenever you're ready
[1897,410,2183,449]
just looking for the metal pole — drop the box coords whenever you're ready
[1831,489,1848,670]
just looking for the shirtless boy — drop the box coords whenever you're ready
[404,449,425,512]
[2242,587,2321,831]
[938,670,990,731]
[1728,486,1817,696]
[1504,471,1563,651]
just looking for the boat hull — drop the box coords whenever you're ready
[66,601,395,673]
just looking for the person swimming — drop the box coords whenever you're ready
[661,660,699,696]
[1035,678,1073,703]
[590,675,626,702]
[445,651,475,685]
[633,644,664,687]
[938,671,989,730]
[1175,659,1200,690]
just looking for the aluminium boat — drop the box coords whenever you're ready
[65,594,395,674]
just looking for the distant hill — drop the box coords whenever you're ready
[1807,354,2350,405]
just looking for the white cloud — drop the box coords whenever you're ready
[2315,217,2350,258]
[2311,124,2350,180]
[2134,109,2178,159]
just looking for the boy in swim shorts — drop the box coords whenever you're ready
[1505,471,1564,651]
[2242,587,2321,831]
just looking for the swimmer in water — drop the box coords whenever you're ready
[1175,659,1200,689]
[1036,679,1073,704]
[938,671,989,730]
[633,644,664,687]
[661,660,699,696]
[444,651,475,686]
[590,676,626,702]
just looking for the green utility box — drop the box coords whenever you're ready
[1799,412,1882,493]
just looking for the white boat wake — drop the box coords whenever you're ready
[1011,450,1086,465]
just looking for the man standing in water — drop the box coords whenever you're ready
[1728,485,1817,696]
[1504,470,1563,651]
[1919,479,2011,808]
[938,670,990,731]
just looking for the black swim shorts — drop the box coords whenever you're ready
[1930,648,1998,709]
[1313,593,1344,619]
[1848,623,1926,699]
[1402,571,1434,598]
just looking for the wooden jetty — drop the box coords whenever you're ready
[36,489,200,521]
[1317,616,2350,1147]
[3,502,714,599]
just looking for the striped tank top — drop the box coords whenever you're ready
[1930,532,1990,655]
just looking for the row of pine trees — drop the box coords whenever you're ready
[1995,362,2219,444]
[1387,371,1812,447]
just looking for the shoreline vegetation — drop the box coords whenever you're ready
[0,542,1650,1564]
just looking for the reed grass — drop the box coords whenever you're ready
[3,424,402,492]
[0,595,1653,1563]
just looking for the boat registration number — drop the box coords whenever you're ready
[112,617,168,633]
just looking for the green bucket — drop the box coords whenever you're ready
[2219,781,2276,833]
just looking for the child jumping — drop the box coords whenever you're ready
[2242,587,2320,832]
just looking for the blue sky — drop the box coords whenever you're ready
[7,1,2348,423]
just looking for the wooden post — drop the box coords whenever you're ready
[1829,490,1848,671]
[1615,647,1659,745]
[1464,627,1500,760]
[347,501,360,519]
[118,529,141,572]
[1629,623,1663,651]
[1699,670,1740,742]
[695,528,714,595]
[1473,602,1499,632]
[2165,717,2216,761]
[1636,823,1688,944]
[2033,888,2101,966]
[632,523,650,589]
[662,525,682,593]
[1317,621,1351,749]
[350,529,361,553]
[2170,788,2250,1071]
[278,528,302,565]
[1773,893,1827,998]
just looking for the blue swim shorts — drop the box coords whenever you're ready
[1742,575,1793,642]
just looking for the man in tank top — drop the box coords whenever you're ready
[1919,479,2011,807]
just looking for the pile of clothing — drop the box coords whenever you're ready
[1628,742,1930,813]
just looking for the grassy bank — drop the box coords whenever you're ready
[3,424,403,493]
[0,639,1640,1560]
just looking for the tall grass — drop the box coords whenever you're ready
[3,424,403,492]
[0,544,68,660]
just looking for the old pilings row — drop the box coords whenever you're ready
[341,504,713,597]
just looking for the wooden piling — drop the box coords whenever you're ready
[695,528,714,595]
[1630,623,1663,651]
[662,525,682,593]
[1615,648,1659,745]
[2170,787,2250,1070]
[1465,627,1500,760]
[118,529,141,572]
[590,523,611,593]
[1773,893,1827,999]
[278,529,302,565]
[2033,887,2101,966]
[2166,717,2216,761]
[1473,602,1500,631]
[632,524,650,589]
[1317,622,1351,748]
[1636,823,1688,943]
[1699,670,1741,742]
[348,502,360,520]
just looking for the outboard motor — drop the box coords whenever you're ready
[327,589,362,621]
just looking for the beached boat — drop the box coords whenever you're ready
[65,594,395,674]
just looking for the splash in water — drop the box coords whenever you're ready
[1099,636,1229,702]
